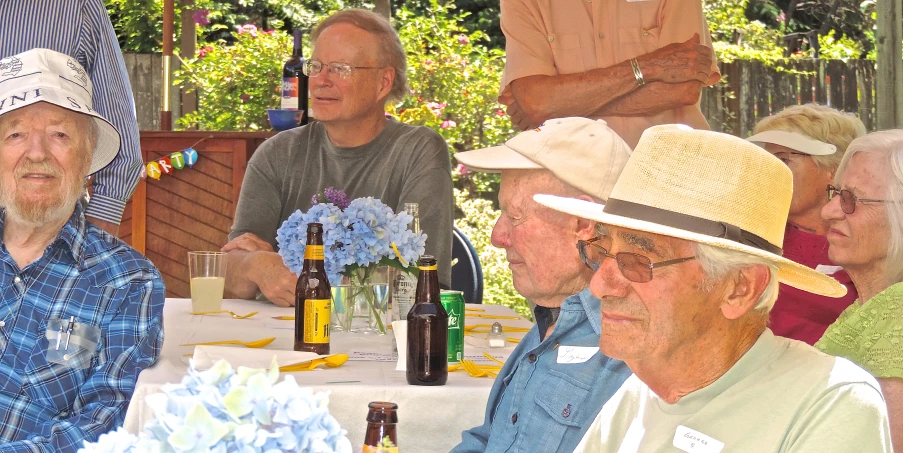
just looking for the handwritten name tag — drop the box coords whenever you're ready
[556,346,598,364]
[673,426,724,453]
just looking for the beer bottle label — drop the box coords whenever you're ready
[304,245,325,260]
[303,299,331,343]
[363,446,398,453]
[281,77,299,110]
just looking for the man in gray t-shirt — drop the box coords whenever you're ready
[223,9,453,306]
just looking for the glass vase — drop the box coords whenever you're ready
[331,265,391,335]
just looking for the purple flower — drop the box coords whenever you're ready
[323,186,350,209]
[192,9,210,26]
[455,163,470,176]
[457,34,469,44]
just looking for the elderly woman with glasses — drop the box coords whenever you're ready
[816,130,903,451]
[746,104,866,344]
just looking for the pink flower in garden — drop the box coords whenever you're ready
[426,101,447,116]
[456,163,470,176]
[457,34,469,44]
[237,24,258,37]
[777,12,786,22]
[424,59,433,66]
[240,93,251,102]
[197,45,214,58]
[441,120,457,129]
[495,109,505,116]
[192,9,210,26]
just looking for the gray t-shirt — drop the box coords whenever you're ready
[231,118,454,286]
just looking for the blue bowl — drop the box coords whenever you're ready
[266,109,305,131]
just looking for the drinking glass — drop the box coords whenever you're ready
[187,251,227,312]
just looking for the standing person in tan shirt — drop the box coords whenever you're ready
[500,0,721,147]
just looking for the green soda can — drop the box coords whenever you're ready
[440,290,465,363]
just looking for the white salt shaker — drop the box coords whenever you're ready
[488,322,506,348]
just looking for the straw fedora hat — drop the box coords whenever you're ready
[534,124,847,297]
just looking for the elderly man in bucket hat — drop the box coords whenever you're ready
[0,48,164,451]
[450,117,633,453]
[534,125,892,452]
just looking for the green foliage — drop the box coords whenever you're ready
[454,190,531,320]
[390,0,514,197]
[174,26,288,130]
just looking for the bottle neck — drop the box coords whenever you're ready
[414,268,440,303]
[292,32,304,58]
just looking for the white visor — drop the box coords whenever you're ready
[746,130,837,156]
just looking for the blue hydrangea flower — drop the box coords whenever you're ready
[276,193,428,285]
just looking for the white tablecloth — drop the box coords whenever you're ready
[123,298,533,452]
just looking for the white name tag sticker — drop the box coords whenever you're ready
[815,264,843,275]
[556,346,598,364]
[673,426,724,453]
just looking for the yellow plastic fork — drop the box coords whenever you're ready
[180,337,276,348]
[279,354,349,372]
[229,311,258,319]
[461,360,497,378]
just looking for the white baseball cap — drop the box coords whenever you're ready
[746,130,837,156]
[0,48,121,175]
[454,117,632,200]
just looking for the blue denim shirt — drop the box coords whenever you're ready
[451,288,632,453]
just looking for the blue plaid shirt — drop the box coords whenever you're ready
[0,205,164,452]
[452,288,633,453]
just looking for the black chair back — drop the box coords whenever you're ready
[450,226,484,304]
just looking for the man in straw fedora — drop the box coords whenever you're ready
[534,124,892,451]
[0,48,164,450]
[451,118,633,453]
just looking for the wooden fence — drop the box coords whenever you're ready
[701,59,878,136]
[123,53,183,130]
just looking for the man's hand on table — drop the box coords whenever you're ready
[222,233,296,307]
[222,233,275,253]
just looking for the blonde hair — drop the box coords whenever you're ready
[835,130,903,285]
[753,104,866,171]
[312,9,408,103]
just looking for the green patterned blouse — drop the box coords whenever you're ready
[815,282,903,378]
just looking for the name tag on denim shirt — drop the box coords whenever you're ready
[673,425,724,453]
[556,346,598,364]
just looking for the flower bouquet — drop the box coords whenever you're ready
[276,188,426,334]
[79,359,351,453]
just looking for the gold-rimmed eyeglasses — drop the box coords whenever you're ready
[302,60,383,79]
[826,184,893,214]
[576,236,696,283]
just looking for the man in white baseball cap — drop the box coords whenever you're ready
[451,117,633,453]
[0,48,163,450]
[534,124,891,452]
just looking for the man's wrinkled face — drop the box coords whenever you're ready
[490,170,594,307]
[0,102,92,225]
[588,226,720,362]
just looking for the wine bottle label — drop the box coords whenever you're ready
[281,77,299,110]
[304,245,325,260]
[417,264,438,271]
[363,446,398,453]
[303,299,331,344]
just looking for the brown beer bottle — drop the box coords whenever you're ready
[362,402,399,452]
[406,256,448,386]
[294,223,330,354]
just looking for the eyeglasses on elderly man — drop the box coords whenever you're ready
[302,59,384,79]
[576,236,697,283]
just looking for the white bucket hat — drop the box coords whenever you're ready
[0,48,121,175]
[454,117,632,200]
[534,124,847,298]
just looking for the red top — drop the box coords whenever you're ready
[769,225,859,345]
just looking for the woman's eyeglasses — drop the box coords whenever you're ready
[576,237,696,283]
[826,185,892,214]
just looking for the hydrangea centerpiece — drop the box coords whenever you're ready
[276,188,426,334]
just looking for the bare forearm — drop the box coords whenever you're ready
[509,60,640,126]
[598,81,702,117]
[224,250,261,299]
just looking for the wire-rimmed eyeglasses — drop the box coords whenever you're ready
[826,184,893,214]
[302,60,383,79]
[577,236,697,283]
